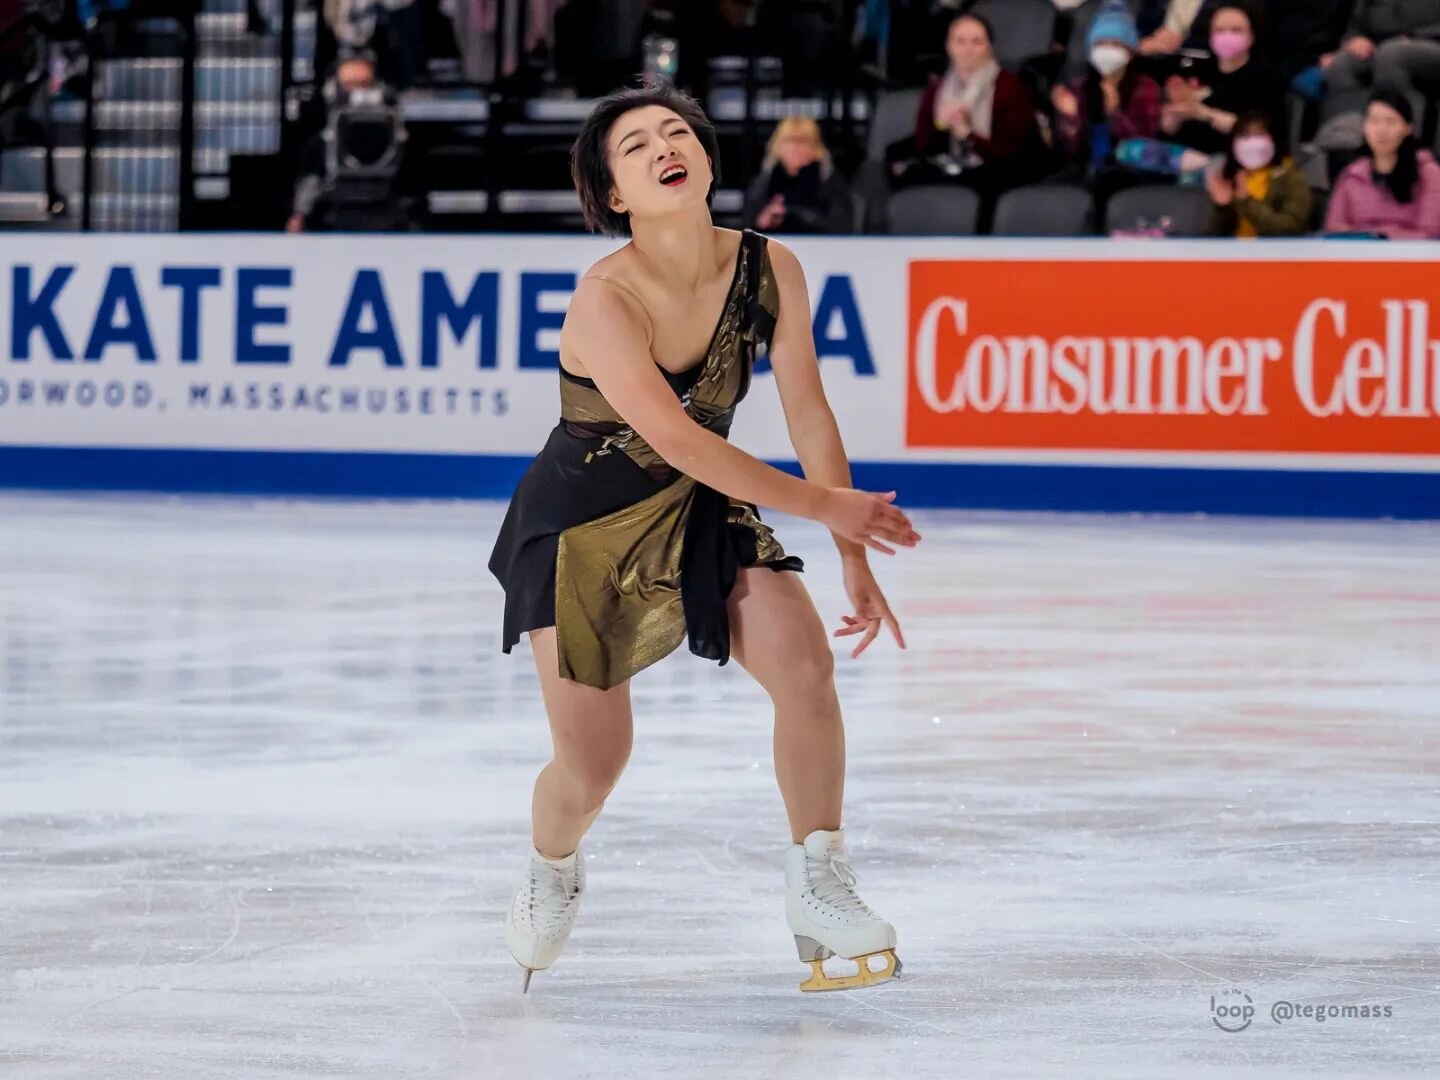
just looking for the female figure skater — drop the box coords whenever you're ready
[488,84,921,993]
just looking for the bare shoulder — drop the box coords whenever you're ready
[760,235,807,288]
[573,244,648,314]
[566,273,649,339]
[580,245,641,296]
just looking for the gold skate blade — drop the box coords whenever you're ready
[798,949,901,992]
[520,966,534,993]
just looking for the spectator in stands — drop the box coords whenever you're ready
[1326,0,1440,99]
[1136,0,1205,56]
[1325,91,1440,238]
[1159,2,1281,156]
[1264,0,1355,101]
[743,117,855,235]
[325,0,422,87]
[1206,109,1311,236]
[896,11,1044,216]
[448,0,561,85]
[1051,1,1162,184]
[288,51,415,233]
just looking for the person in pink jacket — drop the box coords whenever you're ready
[1325,91,1440,239]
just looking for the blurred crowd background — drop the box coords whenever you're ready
[1,0,1437,238]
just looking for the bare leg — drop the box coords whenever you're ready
[526,627,633,857]
[727,568,844,842]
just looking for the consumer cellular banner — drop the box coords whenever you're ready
[908,259,1440,455]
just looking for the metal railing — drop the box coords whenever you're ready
[80,2,197,230]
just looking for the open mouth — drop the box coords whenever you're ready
[658,164,688,187]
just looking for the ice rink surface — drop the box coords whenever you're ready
[1,492,1437,1080]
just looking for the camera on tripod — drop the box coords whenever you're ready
[322,82,408,206]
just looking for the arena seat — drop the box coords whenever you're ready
[887,184,981,236]
[1105,184,1213,237]
[992,183,1095,236]
[968,0,1057,69]
[857,88,923,233]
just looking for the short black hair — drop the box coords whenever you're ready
[571,83,720,236]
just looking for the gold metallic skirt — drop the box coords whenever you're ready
[488,423,803,690]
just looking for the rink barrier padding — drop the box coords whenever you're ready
[0,447,1435,518]
[2,235,1438,518]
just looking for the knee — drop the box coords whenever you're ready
[1374,38,1410,63]
[559,743,631,814]
[1372,45,1416,90]
[773,645,836,705]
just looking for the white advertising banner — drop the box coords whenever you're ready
[0,234,893,459]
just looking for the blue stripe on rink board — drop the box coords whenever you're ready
[0,446,1437,519]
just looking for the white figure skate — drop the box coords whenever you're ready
[785,828,900,991]
[506,846,585,992]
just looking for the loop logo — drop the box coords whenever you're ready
[1211,989,1255,1033]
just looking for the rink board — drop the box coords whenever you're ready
[1,236,1437,517]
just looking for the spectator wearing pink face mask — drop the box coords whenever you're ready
[1161,2,1284,156]
[1206,110,1312,237]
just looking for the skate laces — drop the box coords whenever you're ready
[522,861,580,933]
[808,853,875,917]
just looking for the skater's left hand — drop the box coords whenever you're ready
[835,559,906,658]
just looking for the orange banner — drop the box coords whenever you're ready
[907,260,1440,454]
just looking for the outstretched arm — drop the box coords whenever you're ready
[763,241,871,557]
[561,275,915,555]
[764,239,918,653]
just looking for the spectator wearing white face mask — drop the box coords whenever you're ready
[1052,1,1163,175]
[1206,110,1311,236]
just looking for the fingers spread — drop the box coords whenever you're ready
[851,619,881,658]
[884,611,907,650]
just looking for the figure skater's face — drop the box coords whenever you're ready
[605,105,712,226]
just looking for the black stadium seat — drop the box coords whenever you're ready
[968,0,1057,69]
[887,185,982,236]
[992,184,1095,236]
[1105,184,1213,237]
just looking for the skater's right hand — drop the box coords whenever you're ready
[818,488,920,555]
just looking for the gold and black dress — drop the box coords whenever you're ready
[488,229,804,691]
